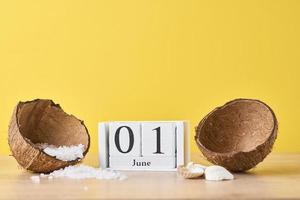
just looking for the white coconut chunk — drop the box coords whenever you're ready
[39,173,47,178]
[186,162,205,174]
[43,144,85,161]
[30,176,40,183]
[189,166,205,174]
[205,165,234,181]
[187,162,206,170]
[194,163,207,169]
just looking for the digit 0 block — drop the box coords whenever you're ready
[109,122,141,157]
[141,122,175,156]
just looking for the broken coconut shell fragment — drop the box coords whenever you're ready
[177,163,205,179]
[8,99,90,173]
[195,99,278,172]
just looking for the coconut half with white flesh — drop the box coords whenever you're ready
[8,99,90,173]
[195,99,278,172]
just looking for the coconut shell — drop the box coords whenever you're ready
[8,99,90,173]
[177,165,204,179]
[195,99,278,172]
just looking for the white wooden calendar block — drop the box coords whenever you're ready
[141,122,175,156]
[99,121,190,171]
[109,156,175,170]
[109,122,141,156]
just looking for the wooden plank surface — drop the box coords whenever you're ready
[0,153,299,199]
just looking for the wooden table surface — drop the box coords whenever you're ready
[0,153,300,200]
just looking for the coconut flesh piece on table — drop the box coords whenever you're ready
[195,99,278,172]
[177,162,205,179]
[8,99,90,173]
[204,165,234,181]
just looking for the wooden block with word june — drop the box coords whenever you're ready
[110,156,175,170]
[99,121,190,171]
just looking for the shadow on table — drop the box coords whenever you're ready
[240,165,300,176]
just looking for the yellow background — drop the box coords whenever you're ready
[0,0,299,155]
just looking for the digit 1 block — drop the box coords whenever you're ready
[141,122,175,156]
[109,122,141,157]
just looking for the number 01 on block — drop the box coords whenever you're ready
[98,121,190,171]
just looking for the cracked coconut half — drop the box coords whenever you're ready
[195,99,278,172]
[8,99,90,173]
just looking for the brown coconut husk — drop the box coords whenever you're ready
[8,99,90,173]
[195,99,278,172]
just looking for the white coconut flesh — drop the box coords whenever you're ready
[204,165,234,181]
